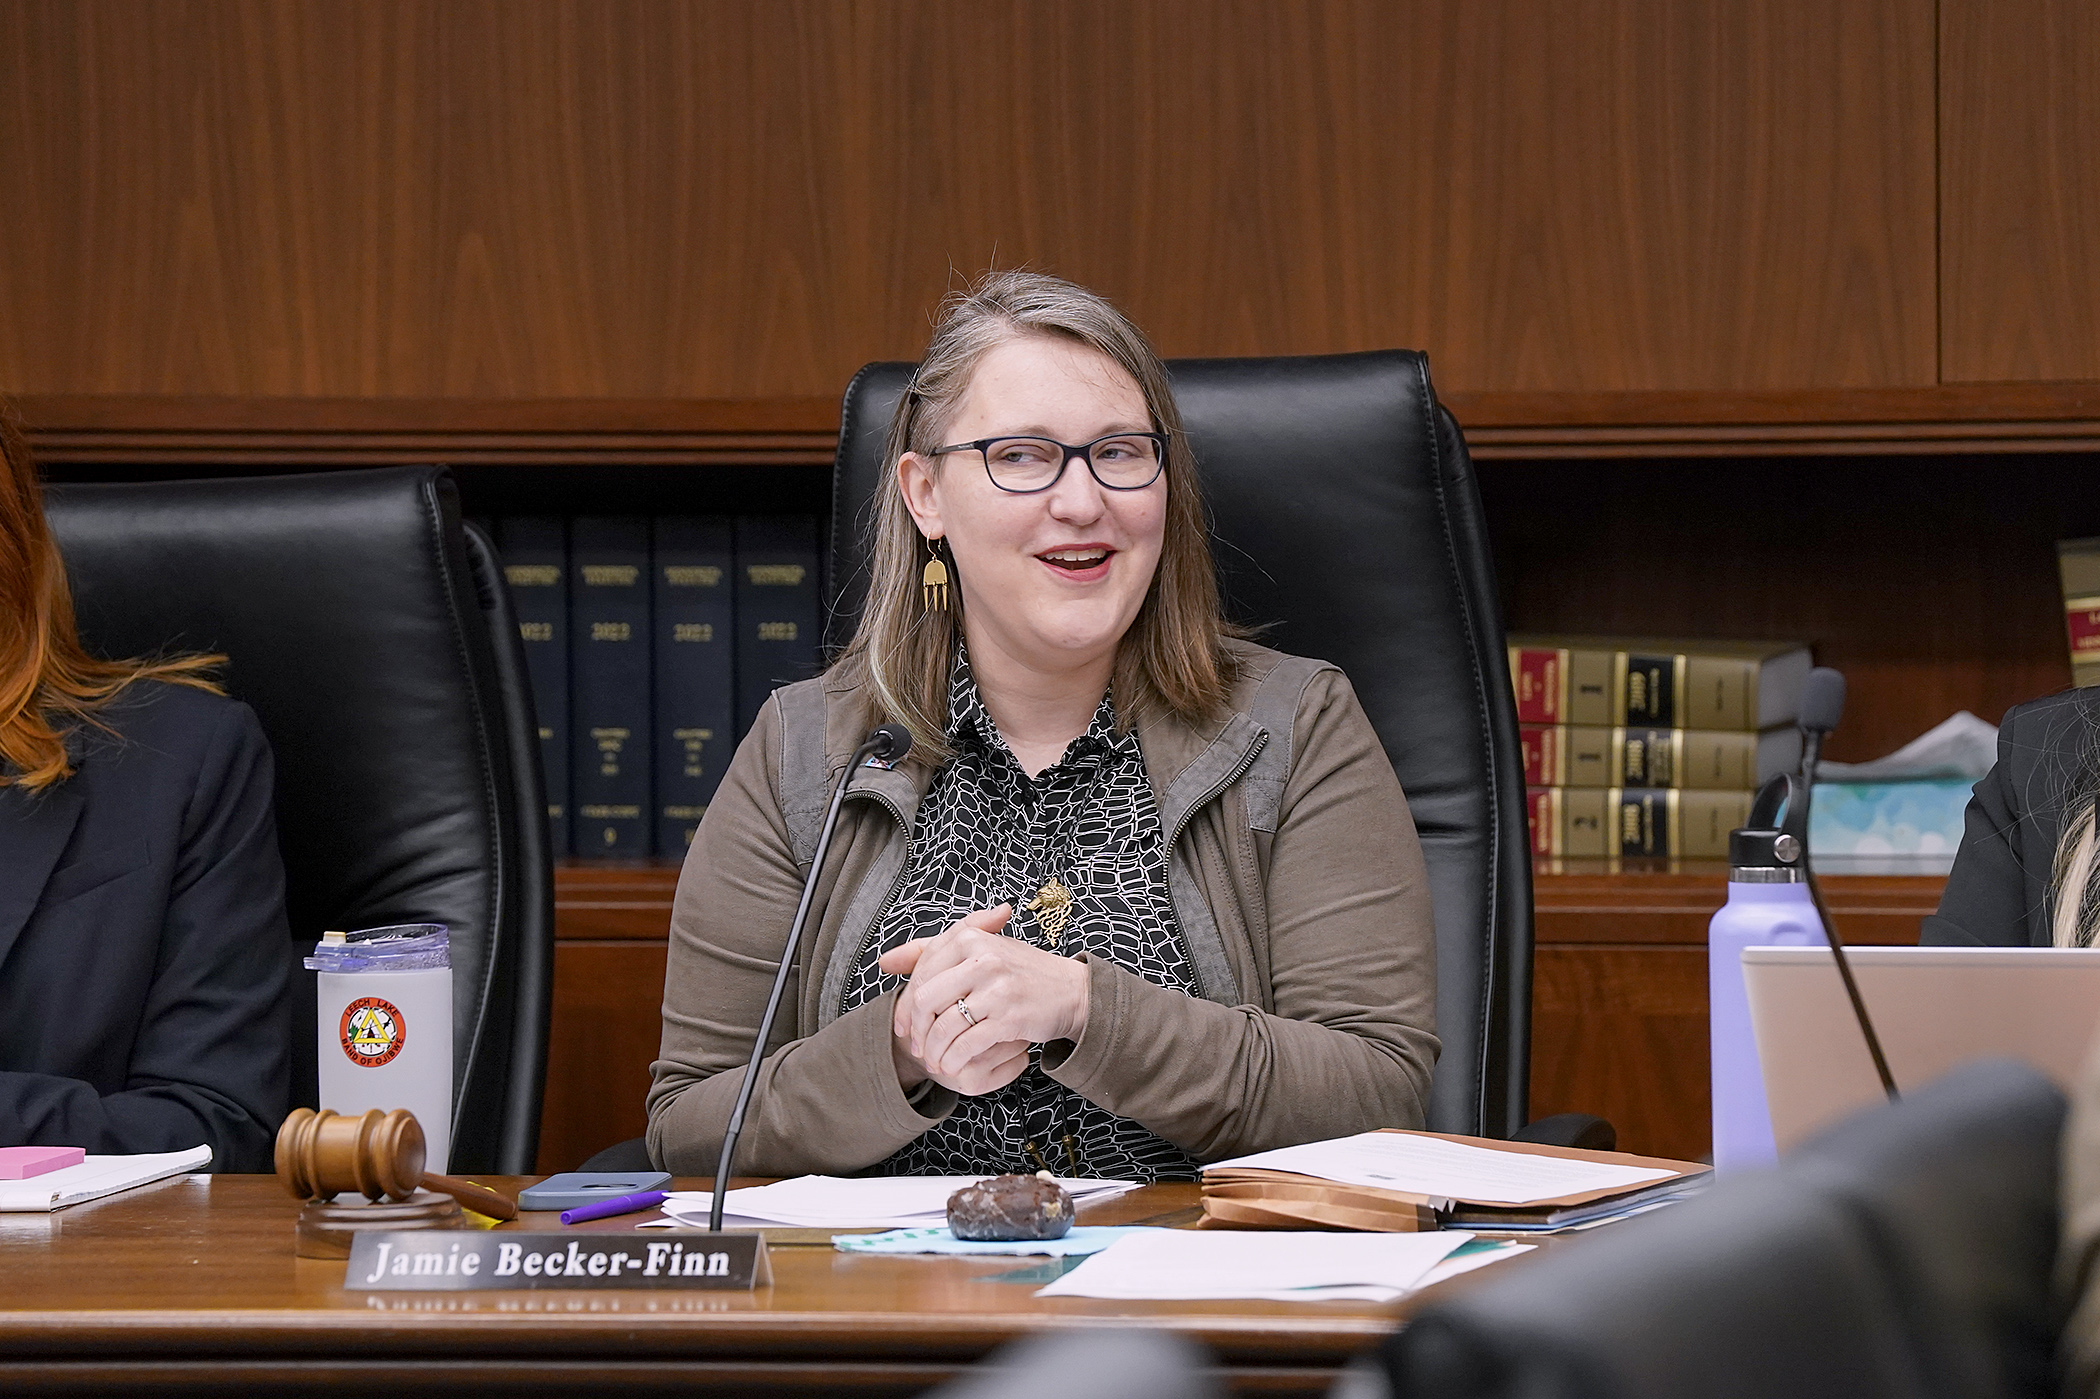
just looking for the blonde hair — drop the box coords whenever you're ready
[2044,701,2100,945]
[2053,808,2099,947]
[0,407,223,789]
[834,271,1239,763]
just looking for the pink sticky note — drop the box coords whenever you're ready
[0,1146,86,1179]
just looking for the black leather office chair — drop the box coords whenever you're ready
[44,465,554,1174]
[827,350,1537,1139]
[1374,1058,2066,1399]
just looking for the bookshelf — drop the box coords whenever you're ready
[21,393,2077,1165]
[30,389,2096,765]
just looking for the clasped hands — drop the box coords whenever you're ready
[882,905,1090,1097]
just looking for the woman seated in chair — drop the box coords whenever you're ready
[1922,690,2100,946]
[648,271,1437,1179]
[0,413,292,1171]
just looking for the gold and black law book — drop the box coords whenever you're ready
[1526,786,1757,860]
[2057,536,2100,689]
[1508,636,1812,732]
[1520,723,1803,790]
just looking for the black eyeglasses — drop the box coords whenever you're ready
[931,432,1168,494]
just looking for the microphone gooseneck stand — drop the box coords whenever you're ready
[709,723,914,1232]
[1790,669,1900,1102]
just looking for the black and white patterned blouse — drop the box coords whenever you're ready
[839,651,1203,1181]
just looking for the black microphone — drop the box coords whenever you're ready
[1797,667,1848,761]
[709,723,914,1231]
[1785,667,1899,1101]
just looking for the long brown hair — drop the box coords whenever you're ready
[0,407,222,789]
[834,271,1240,763]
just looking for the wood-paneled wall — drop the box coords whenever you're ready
[1482,454,2099,763]
[1940,0,2100,383]
[1,0,1946,400]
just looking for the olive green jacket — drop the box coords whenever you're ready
[644,639,1438,1176]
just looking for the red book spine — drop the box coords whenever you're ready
[2068,599,2100,670]
[1511,648,1566,724]
[1526,788,1558,857]
[1520,725,1559,786]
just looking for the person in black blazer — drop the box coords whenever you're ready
[1922,689,2098,947]
[0,414,291,1171]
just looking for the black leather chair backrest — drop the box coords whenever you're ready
[826,351,1532,1137]
[43,466,553,1173]
[1378,1058,2068,1399]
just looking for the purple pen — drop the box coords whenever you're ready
[559,1189,670,1225]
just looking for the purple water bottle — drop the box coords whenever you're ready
[1709,776,1826,1173]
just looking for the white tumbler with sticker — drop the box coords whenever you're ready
[306,924,454,1172]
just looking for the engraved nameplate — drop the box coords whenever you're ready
[343,1231,770,1291]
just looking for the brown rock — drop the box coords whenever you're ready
[946,1171,1075,1241]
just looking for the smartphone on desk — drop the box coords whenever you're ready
[517,1171,672,1212]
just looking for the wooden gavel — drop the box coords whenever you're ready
[275,1107,518,1221]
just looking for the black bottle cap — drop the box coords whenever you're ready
[1730,774,1803,869]
[1730,826,1803,869]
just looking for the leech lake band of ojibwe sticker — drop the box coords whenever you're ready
[339,996,406,1067]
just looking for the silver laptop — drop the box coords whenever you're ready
[1742,945,2100,1151]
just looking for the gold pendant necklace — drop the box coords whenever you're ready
[1023,877,1074,945]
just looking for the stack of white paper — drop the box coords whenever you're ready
[1417,1240,1535,1287]
[1209,1132,1673,1206]
[0,1145,212,1212]
[1035,1229,1481,1302]
[652,1175,1140,1230]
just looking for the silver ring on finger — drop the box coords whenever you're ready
[953,997,978,1028]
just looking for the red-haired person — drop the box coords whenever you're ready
[0,413,291,1171]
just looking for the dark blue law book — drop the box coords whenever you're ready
[652,517,736,855]
[570,517,653,858]
[734,516,822,736]
[494,517,572,857]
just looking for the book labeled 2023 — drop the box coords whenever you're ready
[1508,636,1811,731]
[653,518,735,856]
[733,517,823,736]
[1521,724,1803,790]
[1528,787,1757,860]
[494,517,571,857]
[570,517,653,858]
[493,512,823,862]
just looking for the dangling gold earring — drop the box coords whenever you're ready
[921,538,951,613]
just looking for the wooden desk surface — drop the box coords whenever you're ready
[0,1174,1460,1397]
